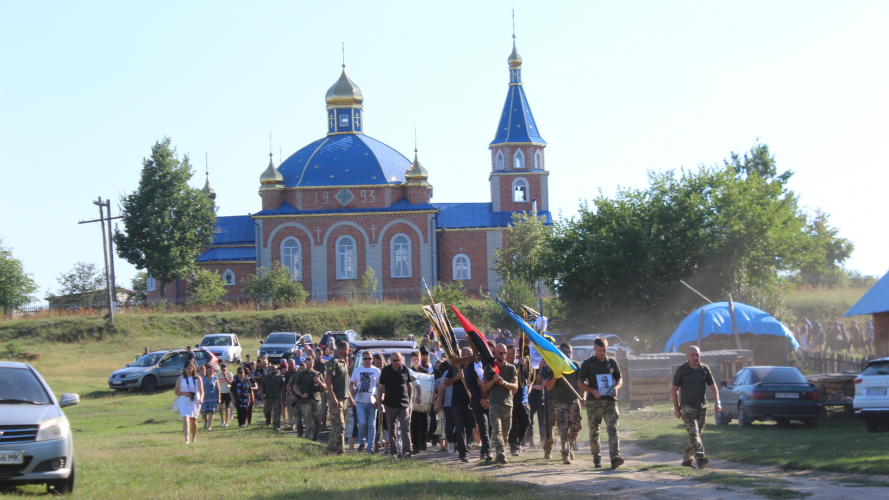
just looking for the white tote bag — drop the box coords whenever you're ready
[172,396,181,414]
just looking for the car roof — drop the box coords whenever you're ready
[867,357,889,365]
[0,361,31,369]
[203,333,235,337]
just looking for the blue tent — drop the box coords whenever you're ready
[663,301,800,353]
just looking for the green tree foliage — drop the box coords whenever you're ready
[797,209,855,286]
[187,268,228,306]
[130,271,148,304]
[0,240,38,313]
[113,137,217,300]
[47,262,107,306]
[361,267,378,301]
[430,280,470,311]
[545,144,817,347]
[486,278,535,331]
[494,211,550,296]
[241,262,308,308]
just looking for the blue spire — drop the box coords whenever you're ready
[490,39,545,146]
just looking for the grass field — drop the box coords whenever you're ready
[0,331,563,499]
[620,405,889,475]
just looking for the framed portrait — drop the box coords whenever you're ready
[597,373,615,397]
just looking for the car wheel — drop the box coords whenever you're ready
[865,421,889,433]
[47,459,75,494]
[715,411,730,425]
[140,375,157,392]
[737,404,751,427]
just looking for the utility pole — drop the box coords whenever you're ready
[93,197,115,325]
[102,200,118,302]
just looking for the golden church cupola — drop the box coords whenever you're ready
[325,64,364,135]
[259,153,284,190]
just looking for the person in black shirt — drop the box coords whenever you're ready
[671,346,720,469]
[184,346,196,365]
[378,352,414,458]
[437,347,475,463]
[463,356,492,462]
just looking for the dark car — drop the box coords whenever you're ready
[319,330,360,349]
[716,366,821,427]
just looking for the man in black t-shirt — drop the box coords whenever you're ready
[578,337,623,469]
[437,348,475,463]
[378,351,414,458]
[671,346,720,469]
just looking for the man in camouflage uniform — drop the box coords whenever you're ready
[316,349,330,430]
[285,359,304,435]
[482,344,519,465]
[544,343,583,465]
[293,357,326,440]
[538,363,558,460]
[671,345,721,469]
[326,341,353,455]
[578,337,624,469]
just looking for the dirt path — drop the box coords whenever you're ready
[414,431,888,499]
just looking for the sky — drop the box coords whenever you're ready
[1,1,887,303]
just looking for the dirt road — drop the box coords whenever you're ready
[416,431,888,499]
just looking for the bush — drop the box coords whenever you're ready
[241,262,308,307]
[188,268,228,306]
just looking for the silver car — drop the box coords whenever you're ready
[0,361,79,494]
[108,349,210,391]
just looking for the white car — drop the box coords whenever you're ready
[198,334,242,363]
[0,362,79,494]
[854,357,889,433]
[569,334,635,356]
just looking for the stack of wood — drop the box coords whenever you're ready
[804,371,860,398]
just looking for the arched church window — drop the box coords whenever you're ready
[453,254,471,281]
[281,237,302,281]
[513,178,529,203]
[391,234,412,278]
[496,151,504,171]
[222,269,235,286]
[535,150,542,170]
[336,236,357,280]
[514,149,525,170]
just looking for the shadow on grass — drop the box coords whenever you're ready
[250,479,560,500]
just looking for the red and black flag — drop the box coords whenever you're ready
[450,305,499,374]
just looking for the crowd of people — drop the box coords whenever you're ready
[790,317,875,354]
[171,328,720,471]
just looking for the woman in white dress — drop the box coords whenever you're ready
[175,362,204,444]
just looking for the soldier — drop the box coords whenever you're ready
[538,361,557,460]
[315,350,330,430]
[325,341,353,455]
[578,337,624,469]
[481,344,518,464]
[671,346,721,469]
[286,361,304,435]
[544,343,583,465]
[258,365,284,431]
[293,357,326,440]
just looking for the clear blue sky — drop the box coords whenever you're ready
[2,1,887,303]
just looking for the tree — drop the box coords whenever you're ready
[486,277,535,330]
[130,271,148,304]
[361,267,378,302]
[188,268,228,306]
[544,144,818,348]
[241,262,308,308]
[797,209,855,286]
[493,211,550,296]
[47,262,106,306]
[0,240,38,313]
[113,137,217,300]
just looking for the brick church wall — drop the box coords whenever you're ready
[438,230,488,293]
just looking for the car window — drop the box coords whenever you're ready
[732,370,746,386]
[195,351,206,360]
[201,336,232,347]
[749,368,807,384]
[234,336,240,346]
[862,361,889,376]
[265,333,296,344]
[133,353,166,367]
[164,353,184,366]
[0,367,52,404]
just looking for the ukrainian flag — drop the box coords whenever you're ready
[496,298,575,378]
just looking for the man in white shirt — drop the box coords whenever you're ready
[350,351,382,453]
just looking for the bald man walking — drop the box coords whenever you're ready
[671,346,721,469]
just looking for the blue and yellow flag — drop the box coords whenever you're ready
[496,298,575,378]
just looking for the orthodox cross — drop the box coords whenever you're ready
[328,112,335,130]
[315,226,323,242]
[458,246,463,254]
[370,224,377,242]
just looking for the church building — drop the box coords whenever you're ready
[146,39,552,303]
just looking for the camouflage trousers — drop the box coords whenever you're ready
[302,399,322,441]
[289,398,304,434]
[326,404,347,455]
[541,396,557,456]
[263,397,282,430]
[586,399,620,460]
[489,404,513,456]
[681,406,707,460]
[555,401,583,453]
[321,391,330,428]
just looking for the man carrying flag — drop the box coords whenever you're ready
[543,343,583,465]
[481,344,518,464]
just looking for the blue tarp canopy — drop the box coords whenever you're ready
[663,302,799,353]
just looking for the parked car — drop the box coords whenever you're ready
[569,334,635,356]
[319,330,360,349]
[258,332,309,363]
[854,357,889,432]
[0,361,79,494]
[198,333,242,363]
[108,349,210,391]
[716,366,820,427]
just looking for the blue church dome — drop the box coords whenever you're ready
[277,134,410,187]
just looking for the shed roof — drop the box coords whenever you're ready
[845,271,889,316]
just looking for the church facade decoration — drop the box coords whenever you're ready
[148,40,553,303]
